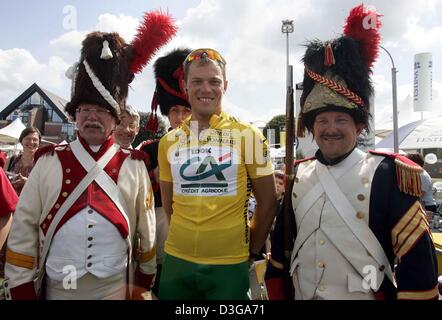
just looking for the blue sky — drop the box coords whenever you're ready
[1,0,441,130]
[0,1,197,61]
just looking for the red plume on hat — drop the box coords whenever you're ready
[343,4,382,69]
[130,10,178,132]
[130,10,178,75]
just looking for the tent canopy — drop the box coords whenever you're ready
[375,116,442,150]
[0,118,26,144]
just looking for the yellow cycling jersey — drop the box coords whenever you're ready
[158,111,274,264]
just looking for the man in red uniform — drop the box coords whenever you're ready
[3,11,177,300]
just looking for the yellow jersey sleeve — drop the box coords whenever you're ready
[158,135,173,182]
[243,124,274,179]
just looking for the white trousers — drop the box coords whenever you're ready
[45,271,127,300]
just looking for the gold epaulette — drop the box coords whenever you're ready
[394,157,423,197]
[369,150,423,197]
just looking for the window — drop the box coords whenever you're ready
[52,111,63,123]
[20,111,29,125]
[61,123,76,140]
[6,111,19,121]
[30,92,41,105]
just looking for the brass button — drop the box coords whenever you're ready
[317,262,325,268]
[356,212,365,219]
[357,194,365,201]
[62,192,68,197]
[65,168,71,173]
[319,240,325,245]
[65,179,71,185]
[361,177,370,185]
[293,193,297,198]
[47,214,53,220]
[55,203,60,209]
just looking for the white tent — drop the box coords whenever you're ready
[0,118,26,144]
[376,115,442,150]
[270,145,296,159]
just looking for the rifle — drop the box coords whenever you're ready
[283,65,296,300]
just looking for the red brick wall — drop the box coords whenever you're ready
[44,122,62,136]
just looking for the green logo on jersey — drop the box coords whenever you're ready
[180,155,231,181]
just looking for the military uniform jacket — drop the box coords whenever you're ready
[4,135,156,299]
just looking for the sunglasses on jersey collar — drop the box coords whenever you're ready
[185,48,226,65]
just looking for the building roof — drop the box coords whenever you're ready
[0,83,70,122]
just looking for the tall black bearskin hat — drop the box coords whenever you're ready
[145,48,192,132]
[64,10,178,121]
[297,4,382,137]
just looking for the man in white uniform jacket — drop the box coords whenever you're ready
[271,5,438,300]
[3,13,177,299]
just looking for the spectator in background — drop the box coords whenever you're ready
[405,153,437,213]
[263,170,286,300]
[7,127,41,195]
[114,105,140,149]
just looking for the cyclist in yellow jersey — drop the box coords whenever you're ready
[158,48,277,299]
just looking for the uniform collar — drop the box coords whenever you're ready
[315,145,357,166]
[77,133,115,161]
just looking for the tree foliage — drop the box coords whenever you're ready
[264,114,286,146]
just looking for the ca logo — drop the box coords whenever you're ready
[180,154,231,181]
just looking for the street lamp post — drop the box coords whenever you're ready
[380,45,399,153]
[281,20,294,87]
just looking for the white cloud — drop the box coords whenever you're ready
[95,13,139,42]
[0,48,70,108]
[403,16,442,50]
